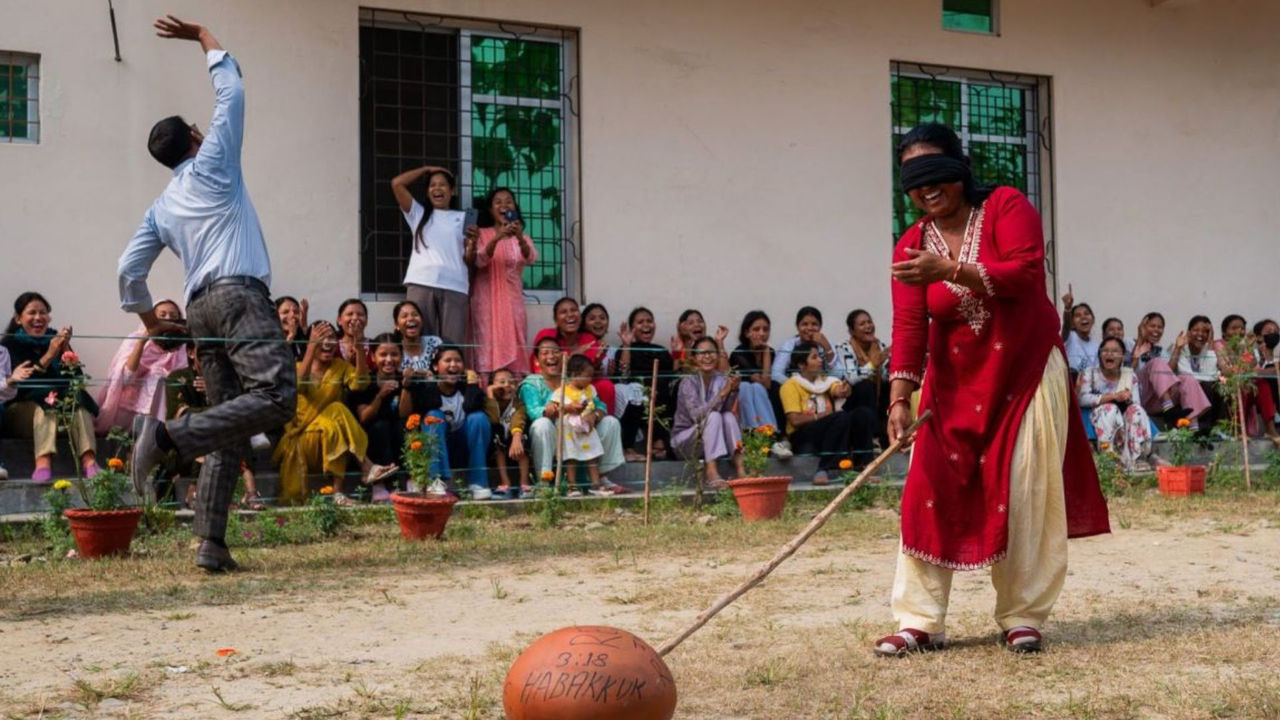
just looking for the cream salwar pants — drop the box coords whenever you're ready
[891,348,1070,634]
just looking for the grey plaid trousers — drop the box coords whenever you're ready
[168,284,296,541]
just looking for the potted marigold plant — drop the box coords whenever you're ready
[726,424,792,521]
[45,353,145,558]
[389,413,458,540]
[1157,418,1205,497]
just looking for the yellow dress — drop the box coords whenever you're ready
[271,359,369,504]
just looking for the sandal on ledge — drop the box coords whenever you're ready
[873,628,947,657]
[1005,626,1042,653]
[362,463,399,485]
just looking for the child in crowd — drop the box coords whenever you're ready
[487,368,532,496]
[349,333,413,502]
[163,342,263,508]
[556,354,607,496]
[403,345,495,499]
[1078,337,1155,471]
[612,306,675,459]
[394,300,442,378]
[2,292,99,483]
[276,296,310,362]
[1215,314,1279,440]
[1170,315,1225,434]
[672,337,746,488]
[335,298,371,370]
[95,299,188,435]
[1062,300,1099,379]
[0,342,33,480]
[773,306,838,386]
[728,310,791,457]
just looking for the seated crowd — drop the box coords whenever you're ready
[2,285,1277,500]
[2,157,1273,501]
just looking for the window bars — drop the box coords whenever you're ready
[358,9,579,299]
[889,60,1055,281]
[0,52,40,143]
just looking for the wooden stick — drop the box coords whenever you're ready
[1237,387,1251,491]
[643,358,659,526]
[656,410,932,657]
[554,351,569,491]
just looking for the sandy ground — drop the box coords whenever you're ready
[2,513,1279,718]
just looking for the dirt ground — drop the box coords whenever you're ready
[2,498,1279,719]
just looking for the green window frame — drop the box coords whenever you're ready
[890,61,1056,281]
[358,10,578,299]
[1,52,40,143]
[943,0,998,35]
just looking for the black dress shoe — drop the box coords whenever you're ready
[195,540,239,573]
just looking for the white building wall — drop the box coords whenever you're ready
[1,0,1277,375]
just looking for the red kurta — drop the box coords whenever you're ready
[890,186,1109,570]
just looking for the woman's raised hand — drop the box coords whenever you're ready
[618,322,635,347]
[715,325,729,345]
[1175,331,1188,349]
[670,335,684,355]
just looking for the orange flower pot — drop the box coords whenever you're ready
[727,476,792,521]
[390,492,458,540]
[1157,465,1205,497]
[64,508,144,558]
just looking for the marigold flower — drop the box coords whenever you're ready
[107,457,125,471]
[838,459,853,470]
[406,414,422,430]
[760,425,774,436]
[215,648,237,657]
[1099,441,1111,451]
[1176,418,1192,429]
[540,470,554,481]
[61,351,79,365]
[410,440,424,452]
[760,447,769,455]
[318,486,335,495]
[424,415,444,425]
[53,479,72,491]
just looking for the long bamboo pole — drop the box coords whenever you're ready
[643,359,659,526]
[553,352,569,492]
[1237,387,1251,491]
[656,410,932,657]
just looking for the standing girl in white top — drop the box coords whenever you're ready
[390,166,477,345]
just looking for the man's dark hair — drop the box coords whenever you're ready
[148,115,193,168]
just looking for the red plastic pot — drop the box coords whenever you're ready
[63,508,144,558]
[727,476,792,521]
[390,492,459,540]
[1157,465,1205,497]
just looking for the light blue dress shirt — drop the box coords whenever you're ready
[118,50,271,313]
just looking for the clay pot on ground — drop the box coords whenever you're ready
[726,476,792,521]
[389,491,458,540]
[503,625,677,720]
[64,508,144,558]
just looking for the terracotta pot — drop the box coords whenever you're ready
[390,491,458,540]
[727,476,792,521]
[503,625,677,720]
[63,508,144,558]
[1157,465,1206,497]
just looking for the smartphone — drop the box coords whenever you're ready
[463,207,479,228]
[502,208,521,223]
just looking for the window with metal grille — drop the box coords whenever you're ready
[889,61,1055,280]
[358,9,578,299]
[943,0,998,35]
[1,52,40,143]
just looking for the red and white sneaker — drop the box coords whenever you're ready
[1004,626,1043,653]
[873,628,947,657]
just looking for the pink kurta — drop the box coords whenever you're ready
[890,186,1109,569]
[471,228,536,375]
